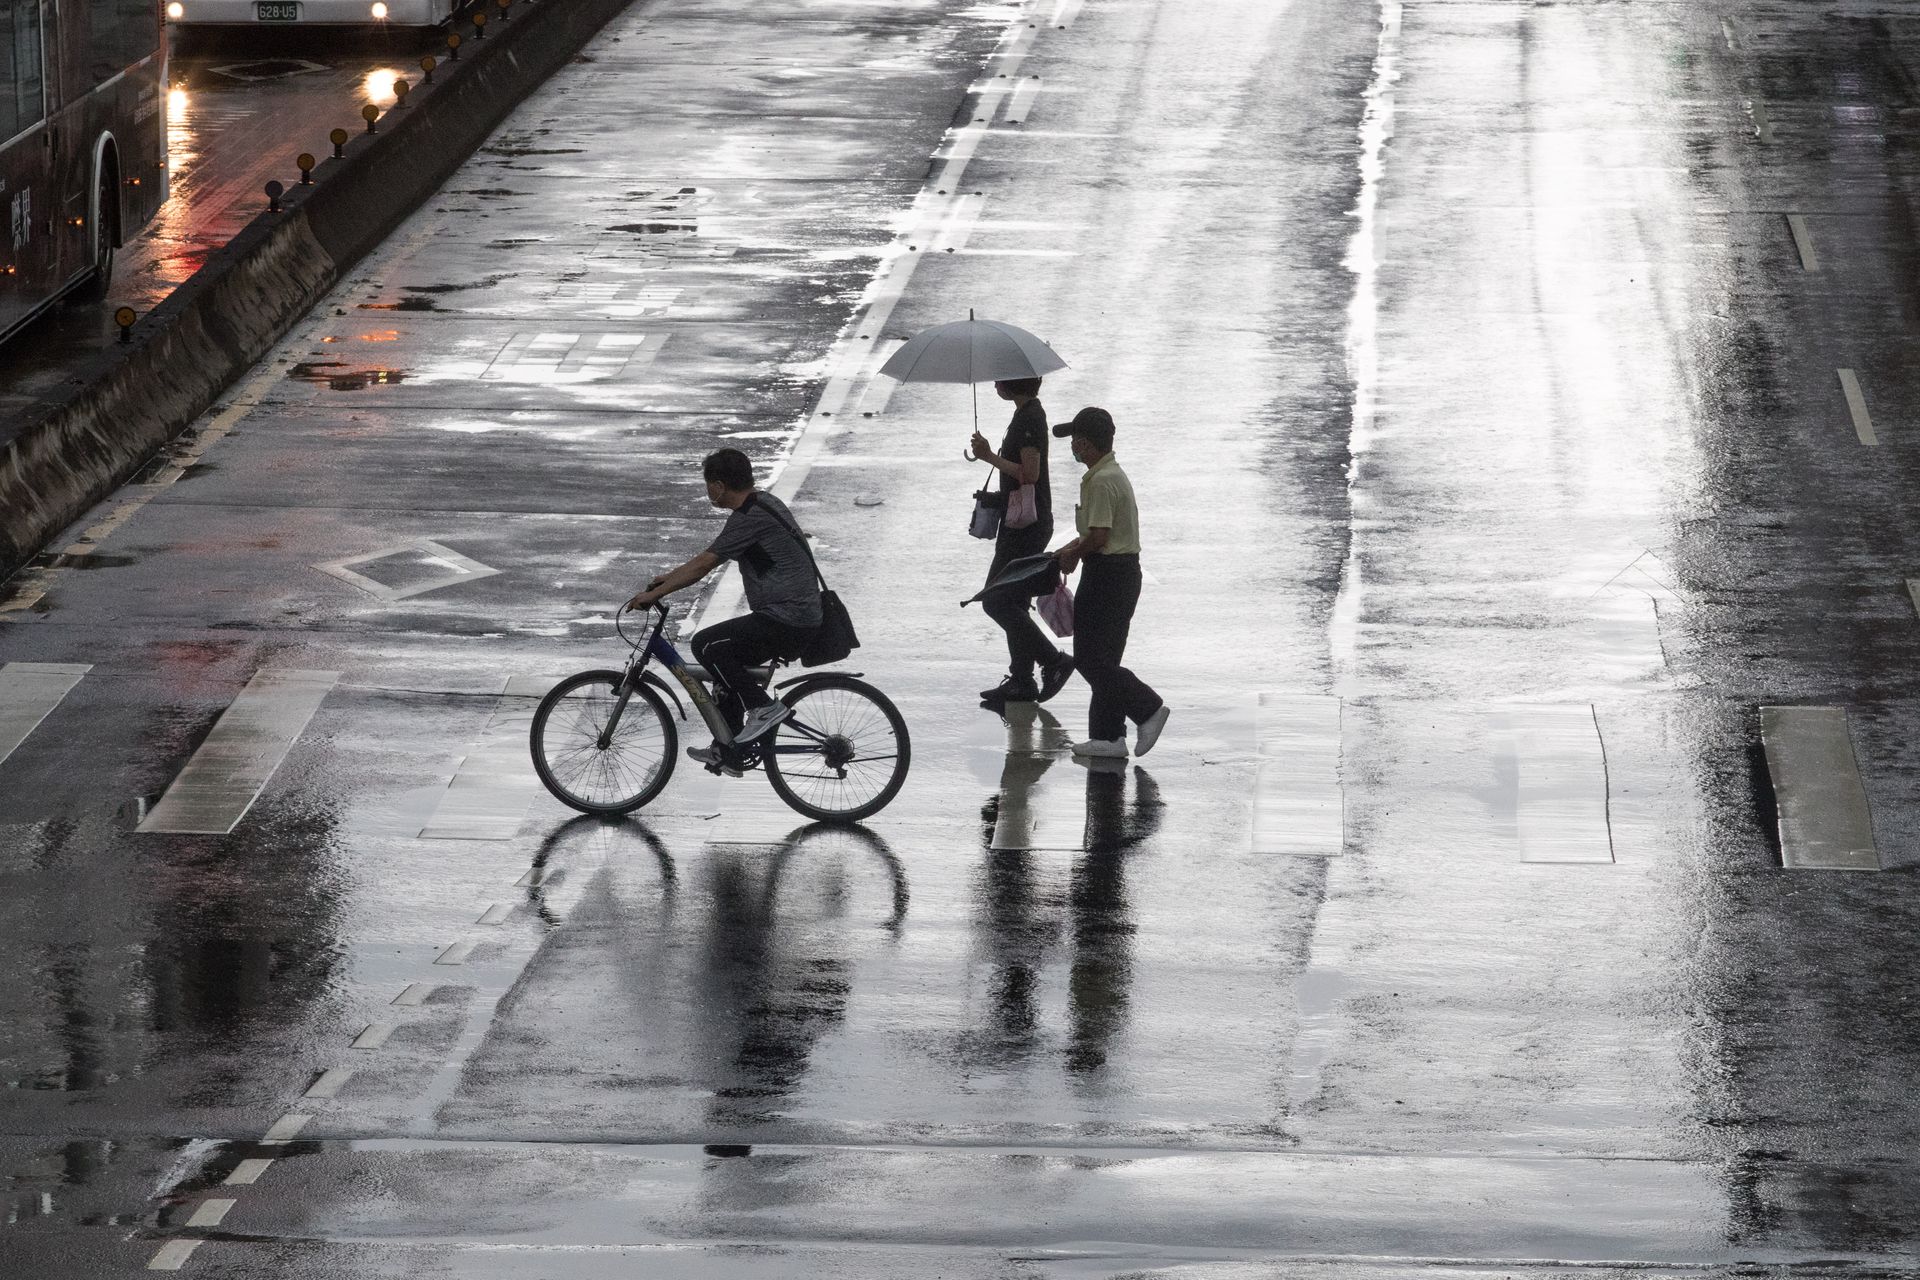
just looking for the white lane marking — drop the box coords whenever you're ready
[260,1113,310,1144]
[147,1239,202,1270]
[856,340,908,416]
[1006,76,1042,122]
[928,193,986,254]
[476,902,513,925]
[1251,694,1344,856]
[1785,213,1818,270]
[435,940,477,965]
[1052,0,1085,28]
[222,1158,273,1186]
[138,670,340,835]
[1,355,298,618]
[1501,705,1614,864]
[0,662,90,766]
[1720,15,1739,52]
[418,675,552,840]
[185,1198,235,1228]
[315,538,501,603]
[1761,706,1880,870]
[303,1067,354,1098]
[1745,97,1774,143]
[1837,368,1878,446]
[392,982,436,1006]
[350,1022,394,1049]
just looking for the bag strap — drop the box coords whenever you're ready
[746,493,831,593]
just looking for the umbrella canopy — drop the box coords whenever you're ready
[880,314,1068,385]
[960,552,1059,607]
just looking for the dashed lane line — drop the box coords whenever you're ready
[393,982,437,1006]
[1761,705,1880,870]
[303,1068,355,1099]
[1837,368,1878,446]
[476,902,514,924]
[0,662,90,766]
[183,1199,235,1229]
[147,1239,202,1270]
[350,1023,396,1050]
[1785,213,1818,270]
[1052,0,1085,28]
[260,1114,311,1145]
[1006,75,1043,123]
[435,940,478,966]
[1744,96,1774,143]
[137,670,340,836]
[222,1159,273,1186]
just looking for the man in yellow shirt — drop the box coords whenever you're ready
[1052,408,1169,758]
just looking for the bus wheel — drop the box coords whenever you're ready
[76,162,117,303]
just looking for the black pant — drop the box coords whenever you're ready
[1073,553,1161,741]
[692,613,813,715]
[982,519,1060,681]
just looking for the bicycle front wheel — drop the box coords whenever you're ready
[530,670,677,815]
[763,675,911,822]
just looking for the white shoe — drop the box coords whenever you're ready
[1133,705,1170,756]
[686,744,743,777]
[735,701,792,743]
[1071,737,1128,759]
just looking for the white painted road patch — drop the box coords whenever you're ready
[138,670,339,835]
[0,661,90,766]
[1761,705,1880,870]
[1498,705,1614,864]
[1785,213,1818,270]
[316,538,501,602]
[1251,694,1343,856]
[419,675,554,840]
[1838,368,1878,446]
[147,1239,202,1270]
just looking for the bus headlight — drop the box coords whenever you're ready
[166,1,183,16]
[370,1,388,16]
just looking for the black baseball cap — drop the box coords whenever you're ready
[1052,406,1115,447]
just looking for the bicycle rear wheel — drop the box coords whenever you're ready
[530,670,677,815]
[762,675,910,822]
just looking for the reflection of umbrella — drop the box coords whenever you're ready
[960,552,1058,607]
[879,309,1068,432]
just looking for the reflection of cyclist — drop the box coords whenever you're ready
[627,448,822,764]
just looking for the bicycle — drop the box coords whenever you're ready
[529,603,911,823]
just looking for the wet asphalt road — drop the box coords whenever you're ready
[7,0,1920,1275]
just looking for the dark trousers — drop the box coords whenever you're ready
[982,519,1060,681]
[692,613,812,717]
[1073,553,1161,741]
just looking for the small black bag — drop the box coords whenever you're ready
[762,500,861,667]
[969,488,1004,540]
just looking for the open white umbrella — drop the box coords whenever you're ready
[877,310,1068,431]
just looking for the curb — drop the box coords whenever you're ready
[0,0,640,583]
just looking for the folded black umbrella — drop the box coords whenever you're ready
[960,553,1059,607]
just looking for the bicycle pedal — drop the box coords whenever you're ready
[702,761,745,778]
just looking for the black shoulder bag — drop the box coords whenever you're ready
[760,499,860,667]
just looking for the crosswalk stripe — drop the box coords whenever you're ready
[418,675,552,840]
[1761,705,1880,870]
[138,670,339,835]
[1499,705,1614,864]
[147,1239,201,1270]
[1252,694,1343,856]
[0,662,90,766]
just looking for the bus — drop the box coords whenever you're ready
[1,0,168,344]
[166,0,457,27]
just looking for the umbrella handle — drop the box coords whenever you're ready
[963,446,979,462]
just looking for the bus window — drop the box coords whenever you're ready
[2,2,46,141]
[90,0,156,85]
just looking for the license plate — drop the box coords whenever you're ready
[255,2,297,18]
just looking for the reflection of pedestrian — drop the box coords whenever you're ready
[972,379,1074,705]
[1052,408,1169,758]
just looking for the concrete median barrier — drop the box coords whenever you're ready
[0,0,641,583]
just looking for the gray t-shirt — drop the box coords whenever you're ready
[706,492,823,629]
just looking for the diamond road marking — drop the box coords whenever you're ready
[314,538,501,602]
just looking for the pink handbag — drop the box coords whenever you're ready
[1004,483,1039,530]
[1037,579,1074,637]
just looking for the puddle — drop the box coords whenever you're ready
[607,222,696,235]
[288,361,409,391]
[358,297,439,312]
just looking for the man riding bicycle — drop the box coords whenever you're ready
[626,448,822,769]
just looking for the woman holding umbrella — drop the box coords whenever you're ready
[877,313,1075,707]
[971,379,1074,704]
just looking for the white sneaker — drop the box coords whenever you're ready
[1133,705,1170,756]
[735,701,792,743]
[686,744,743,777]
[1071,737,1128,759]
